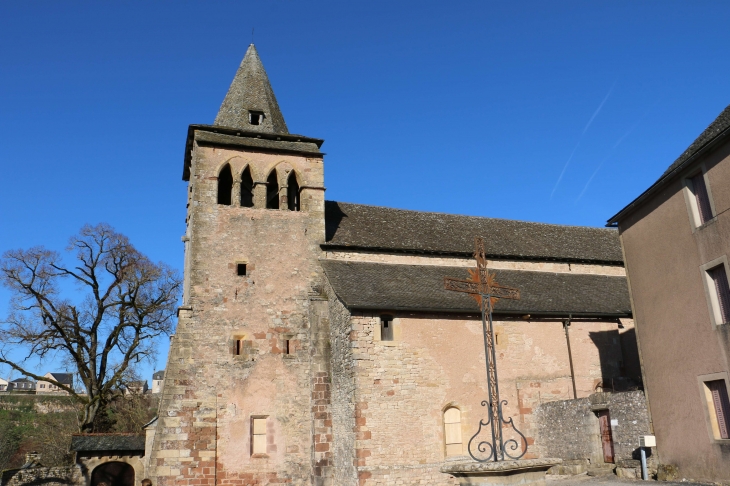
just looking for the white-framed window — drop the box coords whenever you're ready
[701,257,730,327]
[683,166,716,229]
[699,373,730,441]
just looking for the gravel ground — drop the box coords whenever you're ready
[546,473,717,486]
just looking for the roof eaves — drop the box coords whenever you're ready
[607,119,730,226]
[318,244,625,266]
[346,305,631,318]
[183,124,325,180]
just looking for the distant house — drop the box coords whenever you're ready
[0,377,8,392]
[36,372,74,395]
[151,370,164,394]
[8,377,35,392]
[124,381,148,396]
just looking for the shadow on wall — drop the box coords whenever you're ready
[324,201,346,242]
[589,328,643,393]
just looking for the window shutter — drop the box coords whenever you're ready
[708,380,730,439]
[709,266,730,324]
[690,173,713,224]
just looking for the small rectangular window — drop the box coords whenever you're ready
[705,380,730,439]
[249,111,264,126]
[689,172,714,225]
[381,316,394,341]
[709,265,730,324]
[235,339,242,356]
[285,339,291,355]
[237,263,247,276]
[251,417,267,455]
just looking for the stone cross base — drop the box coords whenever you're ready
[441,458,562,486]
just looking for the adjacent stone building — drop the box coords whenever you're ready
[147,45,640,486]
[608,103,730,481]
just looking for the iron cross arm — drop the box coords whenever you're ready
[443,276,521,300]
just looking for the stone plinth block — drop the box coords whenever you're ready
[441,458,562,486]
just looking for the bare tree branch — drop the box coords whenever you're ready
[0,223,181,432]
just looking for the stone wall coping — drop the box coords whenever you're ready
[441,458,562,474]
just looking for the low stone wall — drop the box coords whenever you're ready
[534,391,653,473]
[1,465,83,486]
[0,395,78,414]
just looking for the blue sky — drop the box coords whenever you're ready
[2,1,729,383]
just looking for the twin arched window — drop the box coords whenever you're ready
[217,164,300,212]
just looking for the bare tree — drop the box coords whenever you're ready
[0,224,181,432]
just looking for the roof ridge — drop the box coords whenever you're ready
[327,200,617,232]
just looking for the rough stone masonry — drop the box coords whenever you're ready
[145,44,642,486]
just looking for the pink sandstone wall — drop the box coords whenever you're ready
[150,141,330,486]
[338,312,631,486]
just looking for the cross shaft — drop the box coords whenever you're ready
[444,237,525,462]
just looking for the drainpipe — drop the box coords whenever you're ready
[563,315,577,399]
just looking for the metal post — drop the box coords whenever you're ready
[563,317,577,400]
[640,446,648,480]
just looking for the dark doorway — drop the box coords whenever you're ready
[91,461,134,486]
[597,410,615,463]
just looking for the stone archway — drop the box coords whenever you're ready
[90,461,134,486]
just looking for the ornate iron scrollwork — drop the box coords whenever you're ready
[467,400,528,462]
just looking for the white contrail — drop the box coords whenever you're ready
[582,82,616,135]
[575,117,644,203]
[550,141,581,199]
[551,82,616,199]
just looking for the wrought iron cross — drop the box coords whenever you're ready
[444,237,527,462]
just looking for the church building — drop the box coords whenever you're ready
[148,45,637,486]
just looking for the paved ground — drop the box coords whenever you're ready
[547,473,717,486]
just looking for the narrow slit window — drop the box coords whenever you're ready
[241,167,254,208]
[689,172,713,224]
[444,407,463,456]
[287,171,300,211]
[285,339,291,355]
[251,417,267,455]
[381,316,394,341]
[217,164,233,206]
[709,265,730,324]
[235,339,242,356]
[705,380,730,439]
[237,263,247,276]
[266,170,279,209]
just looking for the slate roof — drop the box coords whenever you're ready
[324,201,623,264]
[214,44,289,134]
[152,370,165,380]
[322,261,631,317]
[608,102,730,224]
[47,373,73,385]
[662,103,730,176]
[70,434,145,453]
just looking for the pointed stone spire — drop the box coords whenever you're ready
[214,44,289,134]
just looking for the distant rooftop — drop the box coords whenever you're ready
[71,434,145,453]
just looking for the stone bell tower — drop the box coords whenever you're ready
[149,45,332,486]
